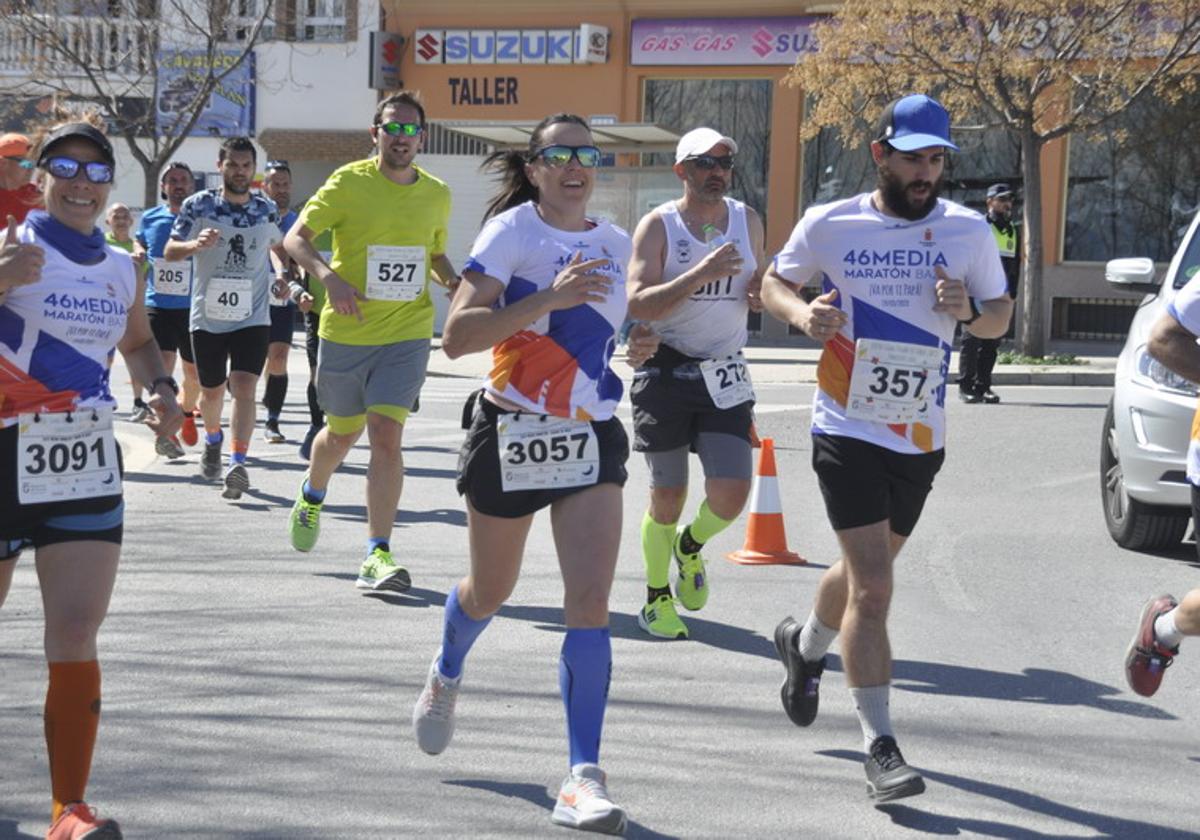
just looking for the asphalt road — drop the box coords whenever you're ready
[3,366,1199,838]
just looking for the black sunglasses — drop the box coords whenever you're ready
[686,154,735,171]
[377,121,422,137]
[530,145,602,168]
[43,156,114,184]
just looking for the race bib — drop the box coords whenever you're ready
[497,415,599,492]
[17,409,121,504]
[845,338,945,424]
[153,260,192,297]
[366,245,426,302]
[699,354,755,409]
[205,276,253,322]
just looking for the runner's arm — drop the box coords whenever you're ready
[761,268,814,327]
[626,212,743,321]
[283,222,336,285]
[959,297,1012,339]
[117,271,182,436]
[430,253,459,290]
[746,208,766,314]
[1149,311,1200,384]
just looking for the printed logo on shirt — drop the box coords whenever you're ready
[922,228,935,246]
[676,238,692,262]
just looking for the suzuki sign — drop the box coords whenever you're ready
[414,25,609,65]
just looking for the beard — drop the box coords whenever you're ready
[877,163,942,221]
[223,176,250,195]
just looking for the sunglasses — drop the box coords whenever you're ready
[686,154,735,171]
[530,145,602,168]
[43,156,114,184]
[5,156,33,170]
[377,121,422,137]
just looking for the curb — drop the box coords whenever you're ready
[989,370,1114,386]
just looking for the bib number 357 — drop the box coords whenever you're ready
[845,338,945,424]
[497,415,599,492]
[17,409,122,503]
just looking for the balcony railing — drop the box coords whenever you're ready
[0,15,153,77]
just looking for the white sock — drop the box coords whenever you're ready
[849,684,893,753]
[797,610,838,663]
[1155,608,1185,649]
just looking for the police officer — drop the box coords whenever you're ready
[958,183,1019,403]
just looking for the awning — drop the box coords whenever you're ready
[435,120,681,153]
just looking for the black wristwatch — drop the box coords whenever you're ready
[958,297,982,325]
[150,375,179,395]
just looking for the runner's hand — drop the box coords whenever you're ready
[625,323,660,369]
[801,289,846,342]
[933,266,970,318]
[0,214,43,291]
[325,273,366,322]
[548,252,613,309]
[271,277,290,300]
[145,391,184,438]
[194,228,220,250]
[747,274,764,313]
[297,292,314,314]
[692,242,743,287]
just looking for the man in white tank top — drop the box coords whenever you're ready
[626,127,766,640]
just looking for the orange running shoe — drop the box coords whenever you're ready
[180,412,199,447]
[46,802,122,839]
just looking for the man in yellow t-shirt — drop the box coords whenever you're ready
[283,90,457,592]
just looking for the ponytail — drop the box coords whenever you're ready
[480,112,591,223]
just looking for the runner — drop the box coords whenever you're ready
[626,127,764,639]
[410,113,653,836]
[0,119,183,840]
[283,91,456,591]
[163,137,286,500]
[761,94,1012,801]
[133,161,201,450]
[260,159,299,444]
[287,235,322,461]
[0,132,42,224]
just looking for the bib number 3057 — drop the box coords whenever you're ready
[18,409,122,503]
[845,338,945,424]
[497,415,599,492]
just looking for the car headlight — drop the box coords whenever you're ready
[1134,345,1200,395]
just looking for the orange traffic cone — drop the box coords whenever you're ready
[727,437,805,566]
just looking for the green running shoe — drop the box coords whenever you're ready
[288,482,322,552]
[637,594,688,640]
[674,527,709,611]
[357,546,411,592]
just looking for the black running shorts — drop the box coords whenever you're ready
[811,433,944,537]
[147,307,194,363]
[269,303,296,344]
[456,391,629,519]
[190,326,271,389]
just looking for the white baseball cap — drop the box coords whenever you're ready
[674,127,738,164]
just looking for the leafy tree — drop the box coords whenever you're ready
[0,0,273,206]
[788,0,1200,354]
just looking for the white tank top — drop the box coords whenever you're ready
[653,197,756,360]
[0,226,137,426]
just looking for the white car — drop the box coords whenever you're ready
[1102,211,1200,551]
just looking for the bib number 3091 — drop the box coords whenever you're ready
[17,409,122,503]
[497,415,599,492]
[845,338,945,424]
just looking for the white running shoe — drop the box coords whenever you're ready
[551,763,627,836]
[222,463,250,500]
[412,656,461,755]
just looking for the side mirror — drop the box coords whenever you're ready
[1105,257,1159,294]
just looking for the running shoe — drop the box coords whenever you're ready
[179,412,199,447]
[980,389,1001,404]
[356,547,411,592]
[128,403,149,424]
[673,527,709,611]
[958,388,983,404]
[263,419,286,444]
[200,440,222,480]
[222,463,250,500]
[154,434,185,460]
[298,423,321,462]
[46,801,122,839]
[551,764,628,836]
[412,655,461,755]
[638,594,688,640]
[864,736,925,802]
[1125,593,1180,697]
[288,481,322,552]
[774,615,825,727]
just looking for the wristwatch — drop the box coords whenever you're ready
[150,375,179,395]
[958,297,982,325]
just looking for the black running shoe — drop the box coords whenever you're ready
[201,441,222,480]
[865,736,925,802]
[773,616,825,727]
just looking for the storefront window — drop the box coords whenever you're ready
[1064,87,1200,262]
[642,78,772,218]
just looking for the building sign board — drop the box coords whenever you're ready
[415,26,609,64]
[630,17,821,65]
[156,50,255,137]
[370,31,406,90]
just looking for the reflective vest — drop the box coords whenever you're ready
[992,222,1017,258]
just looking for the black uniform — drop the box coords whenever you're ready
[958,213,1019,399]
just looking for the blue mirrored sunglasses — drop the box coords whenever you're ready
[43,156,114,184]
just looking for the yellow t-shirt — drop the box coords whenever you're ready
[299,159,451,346]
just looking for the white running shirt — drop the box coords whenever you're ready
[1165,280,1200,484]
[774,194,1007,454]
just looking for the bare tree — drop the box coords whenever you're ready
[787,0,1200,356]
[0,0,274,206]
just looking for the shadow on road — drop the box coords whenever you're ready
[819,749,1192,838]
[0,820,37,840]
[443,779,683,839]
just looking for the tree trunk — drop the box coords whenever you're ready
[1017,128,1046,356]
[142,159,161,209]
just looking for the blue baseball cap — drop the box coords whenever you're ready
[875,94,959,152]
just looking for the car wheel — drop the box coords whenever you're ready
[1101,400,1190,550]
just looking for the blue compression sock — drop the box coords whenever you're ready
[367,537,389,554]
[301,479,326,504]
[205,431,223,446]
[230,451,247,465]
[438,584,492,679]
[559,627,612,768]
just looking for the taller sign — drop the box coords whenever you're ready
[414,26,609,65]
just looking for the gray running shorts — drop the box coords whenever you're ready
[316,338,429,423]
